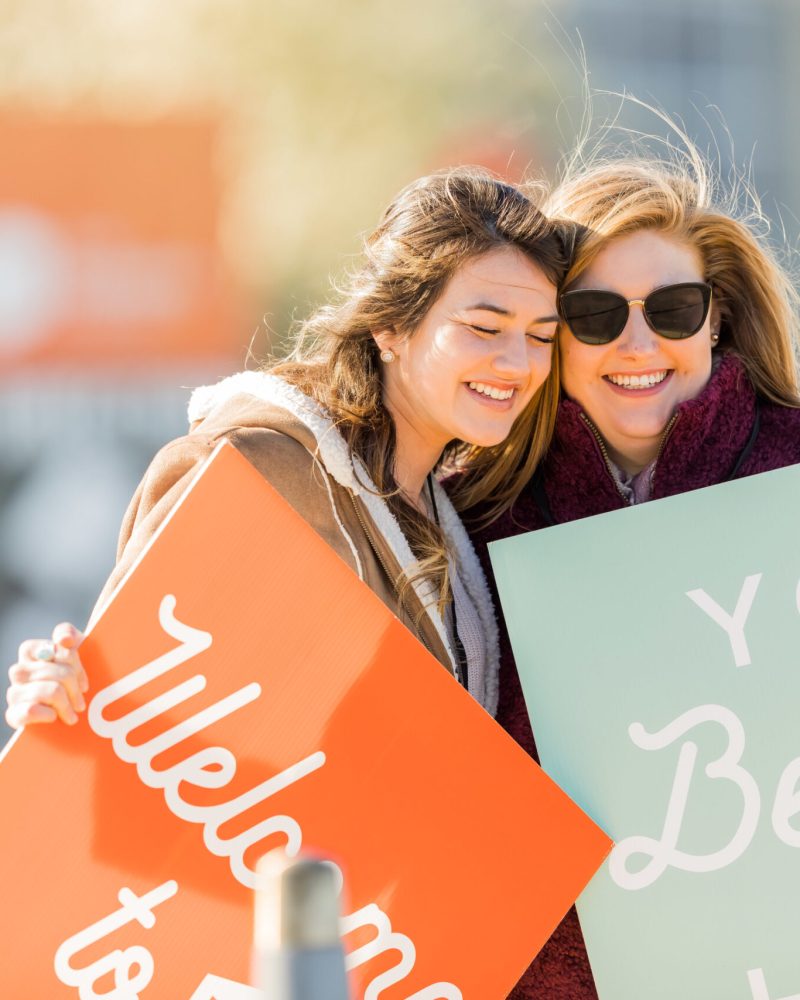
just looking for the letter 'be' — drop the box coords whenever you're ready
[609,705,760,890]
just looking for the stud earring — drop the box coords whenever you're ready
[380,349,396,363]
[711,332,720,345]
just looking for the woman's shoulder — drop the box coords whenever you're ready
[758,396,800,427]
[748,396,800,472]
[189,386,321,458]
[93,390,341,615]
[132,392,321,515]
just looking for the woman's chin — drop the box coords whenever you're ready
[592,403,677,443]
[461,428,511,449]
[597,418,673,463]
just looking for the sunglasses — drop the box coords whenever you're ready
[559,282,713,345]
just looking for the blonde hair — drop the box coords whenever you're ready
[272,166,570,616]
[546,143,800,407]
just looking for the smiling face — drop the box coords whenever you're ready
[560,229,717,474]
[375,246,559,485]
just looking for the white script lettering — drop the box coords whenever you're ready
[748,968,800,1000]
[610,704,760,890]
[88,595,460,998]
[188,974,262,999]
[341,904,462,1000]
[54,880,178,998]
[88,594,326,889]
[686,573,762,667]
[771,756,800,847]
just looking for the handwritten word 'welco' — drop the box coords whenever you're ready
[55,595,461,1000]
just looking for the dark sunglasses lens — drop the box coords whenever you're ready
[644,284,710,339]
[561,291,628,345]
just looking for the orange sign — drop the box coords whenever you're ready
[0,115,242,373]
[0,442,610,998]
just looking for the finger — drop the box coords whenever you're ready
[41,654,85,708]
[5,701,58,729]
[9,659,86,710]
[52,624,88,692]
[17,638,52,663]
[6,680,78,725]
[8,662,31,685]
[52,622,83,651]
[18,626,83,663]
[9,662,86,712]
[51,645,90,695]
[15,635,88,695]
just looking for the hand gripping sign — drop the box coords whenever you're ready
[490,462,800,1000]
[0,441,610,999]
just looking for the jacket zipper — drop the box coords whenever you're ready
[348,493,443,669]
[579,411,679,503]
[579,413,630,504]
[649,413,679,494]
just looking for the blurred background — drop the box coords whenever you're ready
[2,0,799,745]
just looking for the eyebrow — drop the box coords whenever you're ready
[465,301,512,316]
[463,302,560,324]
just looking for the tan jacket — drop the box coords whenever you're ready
[93,372,499,715]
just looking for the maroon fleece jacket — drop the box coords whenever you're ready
[467,354,800,999]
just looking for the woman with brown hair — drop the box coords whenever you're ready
[466,146,800,998]
[7,166,568,734]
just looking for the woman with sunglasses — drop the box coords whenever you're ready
[461,152,800,999]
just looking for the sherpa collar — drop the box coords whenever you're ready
[187,371,500,715]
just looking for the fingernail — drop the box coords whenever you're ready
[76,695,86,712]
[80,678,89,693]
[67,711,78,725]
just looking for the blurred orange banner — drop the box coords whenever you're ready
[0,115,242,374]
[0,441,610,998]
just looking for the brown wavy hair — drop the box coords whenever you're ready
[272,166,571,616]
[547,148,800,407]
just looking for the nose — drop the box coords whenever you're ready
[491,330,534,378]
[616,302,658,356]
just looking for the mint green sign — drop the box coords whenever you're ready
[490,465,800,1000]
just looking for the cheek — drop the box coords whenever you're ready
[423,328,477,381]
[672,339,713,387]
[529,346,554,390]
[396,336,441,387]
[559,340,603,398]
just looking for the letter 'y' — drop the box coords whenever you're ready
[686,573,762,668]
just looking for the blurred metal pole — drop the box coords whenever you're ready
[254,855,350,1000]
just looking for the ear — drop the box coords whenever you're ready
[371,328,400,354]
[709,300,722,345]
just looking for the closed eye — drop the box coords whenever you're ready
[470,324,499,335]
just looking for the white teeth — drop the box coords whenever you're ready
[606,371,668,389]
[468,381,515,400]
